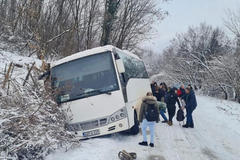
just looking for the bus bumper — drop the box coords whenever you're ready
[73,117,129,140]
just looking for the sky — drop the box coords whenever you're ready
[143,0,240,52]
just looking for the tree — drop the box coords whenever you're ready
[111,0,169,50]
[210,55,240,102]
[161,23,233,100]
[0,0,169,59]
[135,48,162,76]
[0,70,78,159]
[100,0,120,46]
[222,5,240,102]
[223,6,240,39]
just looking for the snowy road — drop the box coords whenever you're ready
[46,95,240,160]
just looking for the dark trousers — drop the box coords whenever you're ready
[167,107,176,122]
[186,108,194,124]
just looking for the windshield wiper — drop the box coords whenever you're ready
[75,89,101,97]
[104,91,112,95]
[75,89,111,97]
[98,89,112,95]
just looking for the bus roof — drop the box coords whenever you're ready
[52,45,141,68]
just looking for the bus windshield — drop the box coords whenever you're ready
[51,51,119,103]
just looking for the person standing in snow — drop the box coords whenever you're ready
[181,88,197,128]
[154,85,160,101]
[158,84,165,102]
[139,92,159,147]
[166,88,181,126]
[150,81,156,94]
[177,84,186,98]
[151,82,158,98]
[162,82,168,94]
[155,85,164,102]
[187,84,193,90]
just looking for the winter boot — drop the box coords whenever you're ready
[162,120,168,123]
[182,124,189,128]
[189,123,194,128]
[138,141,148,146]
[149,143,154,147]
[167,121,173,126]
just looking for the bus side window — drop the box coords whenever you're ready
[119,73,128,102]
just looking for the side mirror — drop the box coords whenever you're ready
[116,59,125,74]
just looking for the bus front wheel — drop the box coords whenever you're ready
[130,113,139,135]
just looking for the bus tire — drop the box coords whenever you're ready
[130,113,139,135]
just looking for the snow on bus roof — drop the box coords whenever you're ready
[52,45,140,67]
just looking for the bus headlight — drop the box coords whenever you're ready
[109,107,127,123]
[111,117,115,121]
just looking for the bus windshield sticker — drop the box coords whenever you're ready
[61,94,70,102]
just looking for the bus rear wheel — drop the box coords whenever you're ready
[130,113,139,135]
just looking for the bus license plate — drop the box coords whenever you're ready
[83,129,100,137]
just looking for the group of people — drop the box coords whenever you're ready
[138,82,197,147]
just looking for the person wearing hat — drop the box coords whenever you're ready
[166,88,181,126]
[187,84,193,90]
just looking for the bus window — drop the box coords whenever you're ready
[117,51,148,82]
[119,73,127,102]
[51,51,119,103]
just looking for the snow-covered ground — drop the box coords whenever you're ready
[46,95,240,160]
[1,49,240,160]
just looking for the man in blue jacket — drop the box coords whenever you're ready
[181,88,197,128]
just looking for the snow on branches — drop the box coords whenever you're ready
[159,23,240,102]
[0,70,79,159]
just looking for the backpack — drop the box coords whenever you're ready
[145,104,159,122]
[164,93,170,104]
[176,109,185,122]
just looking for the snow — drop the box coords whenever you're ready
[1,46,240,160]
[0,50,42,83]
[0,51,41,67]
[46,95,240,160]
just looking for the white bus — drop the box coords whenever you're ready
[50,45,151,139]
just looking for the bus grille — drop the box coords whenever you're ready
[80,118,108,130]
[67,118,108,131]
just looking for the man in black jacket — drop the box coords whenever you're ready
[166,88,181,126]
[181,88,197,128]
